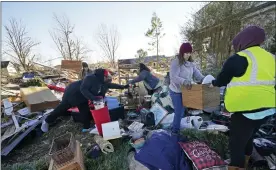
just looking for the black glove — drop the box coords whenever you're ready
[124,84,130,89]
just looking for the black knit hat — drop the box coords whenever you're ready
[82,62,88,68]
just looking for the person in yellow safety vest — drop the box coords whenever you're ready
[210,25,275,170]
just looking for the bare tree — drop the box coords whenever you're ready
[96,24,120,68]
[50,14,90,61]
[3,18,40,71]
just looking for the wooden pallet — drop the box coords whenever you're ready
[48,140,85,170]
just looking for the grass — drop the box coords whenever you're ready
[2,121,230,170]
[2,142,131,170]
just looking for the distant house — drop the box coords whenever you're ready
[1,61,18,76]
[118,55,173,69]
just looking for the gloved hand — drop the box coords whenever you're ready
[95,96,103,99]
[124,84,130,89]
[183,80,192,90]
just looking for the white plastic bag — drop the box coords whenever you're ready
[202,75,215,84]
[180,116,203,130]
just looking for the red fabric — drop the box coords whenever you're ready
[179,141,226,170]
[48,85,94,111]
[104,69,109,77]
[47,84,65,92]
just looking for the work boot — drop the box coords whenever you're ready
[244,155,250,169]
[41,120,49,133]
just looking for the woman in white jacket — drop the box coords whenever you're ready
[169,42,204,135]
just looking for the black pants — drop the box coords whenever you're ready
[229,113,268,168]
[45,101,92,129]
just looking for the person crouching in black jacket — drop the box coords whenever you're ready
[41,68,128,133]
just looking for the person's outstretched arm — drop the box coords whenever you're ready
[193,65,204,83]
[108,83,127,89]
[129,70,148,84]
[212,54,248,87]
[80,75,97,101]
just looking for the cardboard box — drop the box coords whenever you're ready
[61,60,82,72]
[182,84,220,110]
[20,87,60,112]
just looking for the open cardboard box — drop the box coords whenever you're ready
[182,84,220,110]
[20,86,60,112]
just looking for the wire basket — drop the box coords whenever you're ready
[49,132,76,166]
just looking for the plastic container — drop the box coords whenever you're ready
[91,107,111,136]
[93,97,105,110]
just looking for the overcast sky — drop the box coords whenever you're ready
[2,2,205,66]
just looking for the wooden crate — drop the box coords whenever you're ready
[61,60,82,72]
[48,140,85,170]
[182,84,220,110]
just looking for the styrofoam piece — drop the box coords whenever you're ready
[3,99,13,115]
[17,107,31,116]
[199,124,229,132]
[102,121,122,140]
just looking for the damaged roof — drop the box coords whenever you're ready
[1,61,10,69]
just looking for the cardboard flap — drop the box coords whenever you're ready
[20,87,59,105]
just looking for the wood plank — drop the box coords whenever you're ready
[61,60,82,72]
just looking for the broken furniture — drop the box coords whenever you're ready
[49,132,75,166]
[1,99,44,156]
[48,140,85,170]
[1,99,27,143]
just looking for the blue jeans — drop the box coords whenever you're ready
[169,89,185,132]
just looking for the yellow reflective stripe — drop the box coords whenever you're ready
[228,49,275,88]
[227,80,275,87]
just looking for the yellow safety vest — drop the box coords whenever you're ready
[224,46,275,112]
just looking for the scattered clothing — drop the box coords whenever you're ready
[135,130,189,170]
[151,85,174,113]
[180,141,227,170]
[180,116,203,130]
[253,138,276,156]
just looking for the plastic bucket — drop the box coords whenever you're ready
[91,107,111,136]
